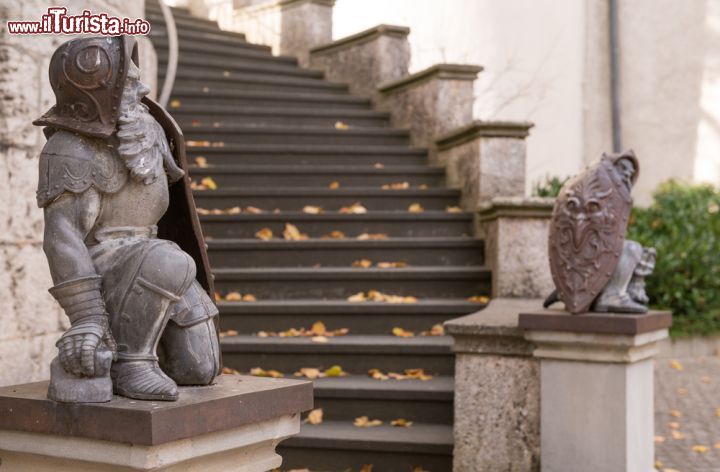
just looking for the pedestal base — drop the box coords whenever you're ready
[0,375,313,471]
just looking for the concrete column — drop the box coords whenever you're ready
[477,197,555,298]
[445,298,542,472]
[435,120,533,209]
[376,64,482,152]
[309,24,410,99]
[232,0,334,66]
[519,309,672,472]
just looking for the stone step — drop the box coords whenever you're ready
[169,89,371,110]
[193,187,459,212]
[183,124,408,145]
[212,266,490,299]
[221,335,455,375]
[147,13,249,40]
[149,28,269,51]
[170,105,389,128]
[171,75,349,94]
[199,211,473,239]
[311,375,454,424]
[184,143,427,166]
[155,43,295,67]
[279,421,453,472]
[188,164,443,187]
[160,57,322,78]
[207,237,483,267]
[217,298,484,334]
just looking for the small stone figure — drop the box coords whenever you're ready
[34,36,220,402]
[544,150,656,314]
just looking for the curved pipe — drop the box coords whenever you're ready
[157,0,178,108]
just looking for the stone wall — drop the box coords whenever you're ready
[0,0,150,387]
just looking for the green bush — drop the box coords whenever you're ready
[532,175,569,198]
[627,181,720,336]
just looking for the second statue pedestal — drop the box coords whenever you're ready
[0,374,313,471]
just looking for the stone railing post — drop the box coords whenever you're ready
[519,310,671,472]
[477,197,555,299]
[232,0,334,66]
[445,298,541,472]
[0,375,312,471]
[376,64,482,152]
[435,120,533,209]
[309,25,410,99]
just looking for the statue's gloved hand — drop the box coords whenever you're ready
[57,314,117,378]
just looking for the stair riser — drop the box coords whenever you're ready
[158,51,295,68]
[154,40,296,64]
[150,33,269,52]
[186,152,426,166]
[174,112,389,128]
[170,96,369,110]
[218,312,474,335]
[172,78,348,94]
[182,131,409,146]
[161,61,320,79]
[213,277,490,299]
[222,351,455,376]
[193,194,458,211]
[208,246,483,267]
[200,218,473,238]
[315,397,452,424]
[278,445,452,472]
[187,171,443,188]
[148,19,248,40]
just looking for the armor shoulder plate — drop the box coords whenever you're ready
[37,130,127,208]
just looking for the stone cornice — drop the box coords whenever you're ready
[310,24,410,56]
[237,0,334,16]
[378,63,483,95]
[477,197,555,222]
[436,120,534,150]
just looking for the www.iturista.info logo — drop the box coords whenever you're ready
[6,7,151,35]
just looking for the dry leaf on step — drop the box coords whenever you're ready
[222,366,240,374]
[305,408,323,425]
[224,292,242,301]
[334,121,350,130]
[408,203,424,213]
[391,418,413,427]
[328,181,340,189]
[255,228,273,240]
[339,202,367,214]
[283,223,309,240]
[354,416,383,427]
[392,327,414,338]
[302,205,324,214]
[352,259,373,268]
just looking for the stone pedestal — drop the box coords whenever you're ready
[377,64,482,152]
[477,197,555,298]
[435,121,533,209]
[309,25,410,100]
[233,0,335,66]
[445,298,542,472]
[0,375,313,471]
[519,309,672,472]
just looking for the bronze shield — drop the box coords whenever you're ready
[143,97,215,299]
[548,154,634,313]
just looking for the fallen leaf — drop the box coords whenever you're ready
[250,367,283,378]
[202,86,210,93]
[669,421,680,429]
[245,206,264,214]
[468,295,490,303]
[420,324,445,336]
[391,418,413,427]
[200,177,217,190]
[303,205,324,214]
[255,228,274,240]
[227,206,242,215]
[716,407,720,417]
[671,430,686,440]
[654,460,663,469]
[368,368,433,381]
[219,329,239,338]
[194,156,208,167]
[662,468,680,472]
[670,410,682,418]
[340,202,367,214]
[223,70,230,77]
[197,208,210,215]
[186,140,210,147]
[190,119,201,127]
[715,442,720,449]
[329,181,340,189]
[354,416,383,427]
[311,321,327,335]
[446,205,462,213]
[360,465,373,472]
[211,141,225,148]
[212,121,220,128]
[311,335,329,343]
[222,366,240,374]
[242,294,256,302]
[334,121,350,130]
[225,292,243,301]
[356,233,388,240]
[295,368,321,379]
[170,99,181,108]
[324,365,346,377]
[322,230,346,239]
[408,203,424,213]
[381,182,410,190]
[654,435,666,443]
[376,261,407,268]
[418,184,428,190]
[347,292,367,302]
[412,467,430,472]
[670,360,684,371]
[392,327,414,338]
[373,162,385,169]
[305,408,323,425]
[283,223,309,241]
[368,368,389,380]
[701,376,711,384]
[692,445,709,453]
[352,259,373,268]
[677,387,688,396]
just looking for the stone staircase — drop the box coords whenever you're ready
[146,4,489,470]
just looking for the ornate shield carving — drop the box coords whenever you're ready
[548,152,637,313]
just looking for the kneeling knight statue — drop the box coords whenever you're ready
[544,150,656,314]
[34,36,220,402]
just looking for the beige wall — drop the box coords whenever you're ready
[331,0,720,203]
[0,0,150,387]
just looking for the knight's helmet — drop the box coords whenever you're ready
[33,36,139,138]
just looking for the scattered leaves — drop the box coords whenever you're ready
[347,292,367,302]
[324,365,347,377]
[408,203,424,213]
[392,327,414,338]
[360,465,373,472]
[334,121,350,130]
[420,324,445,336]
[192,176,217,191]
[225,292,243,301]
[373,162,385,169]
[701,376,711,384]
[186,140,210,147]
[245,206,264,214]
[329,181,340,189]
[283,223,309,241]
[340,202,368,214]
[446,205,462,213]
[354,416,383,427]
[295,367,321,379]
[468,295,490,303]
[391,418,413,427]
[716,407,720,417]
[347,290,417,303]
[202,86,210,93]
[381,182,410,190]
[170,99,181,108]
[670,359,684,371]
[352,259,373,268]
[376,261,407,268]
[255,228,274,240]
[654,435,665,443]
[368,368,433,381]
[250,367,283,378]
[194,156,208,167]
[219,329,239,338]
[217,292,257,302]
[671,430,686,440]
[691,445,709,453]
[257,323,348,339]
[222,366,240,375]
[223,70,230,77]
[356,233,388,240]
[305,408,323,425]
[670,410,682,418]
[312,336,329,343]
[302,205,324,214]
[322,230,346,239]
[196,206,241,216]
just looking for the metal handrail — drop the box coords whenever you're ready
[157,0,178,108]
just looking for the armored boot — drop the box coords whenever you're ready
[593,240,647,314]
[108,240,197,401]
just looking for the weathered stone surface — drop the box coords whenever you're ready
[47,355,113,403]
[377,64,481,151]
[478,197,555,298]
[310,25,410,99]
[0,333,59,387]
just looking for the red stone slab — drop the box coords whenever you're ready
[0,374,312,446]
